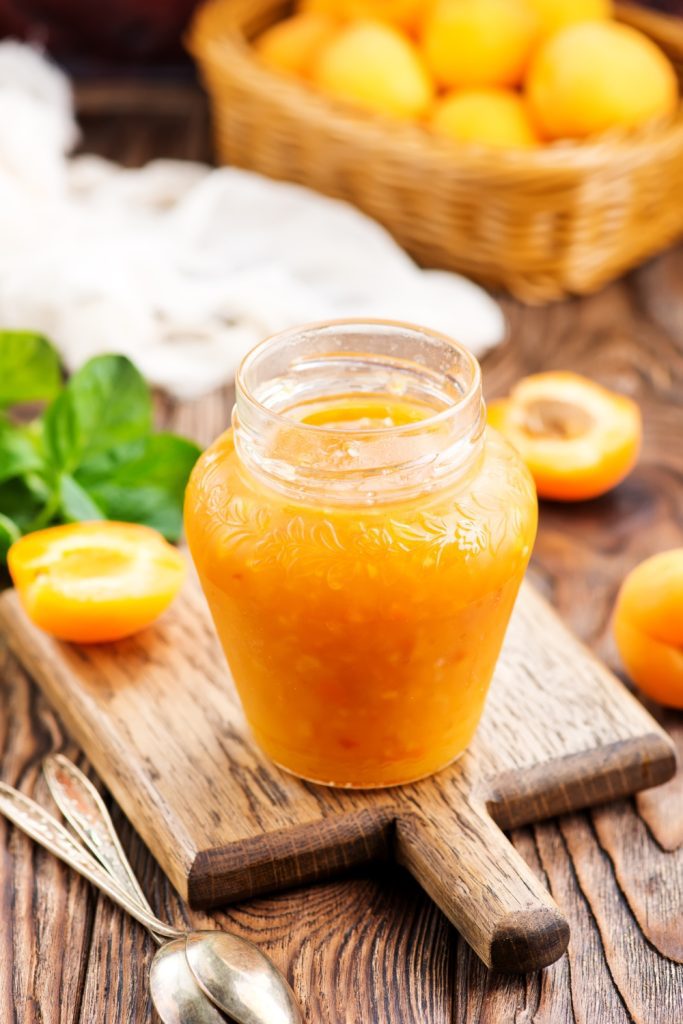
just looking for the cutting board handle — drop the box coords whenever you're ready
[395,802,570,972]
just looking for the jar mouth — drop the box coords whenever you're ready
[234,319,485,504]
[236,318,482,437]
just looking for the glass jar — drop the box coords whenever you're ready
[185,321,537,788]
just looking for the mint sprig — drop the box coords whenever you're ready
[0,333,202,566]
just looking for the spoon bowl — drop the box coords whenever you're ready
[150,939,226,1024]
[185,931,303,1024]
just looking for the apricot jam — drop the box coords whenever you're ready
[185,321,537,787]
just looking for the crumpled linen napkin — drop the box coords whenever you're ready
[0,42,505,399]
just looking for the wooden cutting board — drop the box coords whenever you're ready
[0,581,675,974]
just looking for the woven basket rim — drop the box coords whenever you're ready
[188,0,683,175]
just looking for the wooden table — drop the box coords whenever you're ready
[1,93,682,1024]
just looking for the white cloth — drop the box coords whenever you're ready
[0,42,505,399]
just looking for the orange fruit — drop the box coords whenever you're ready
[487,371,642,501]
[313,20,433,119]
[422,0,539,88]
[613,549,683,708]
[431,88,539,148]
[8,521,186,643]
[526,21,678,139]
[255,13,339,78]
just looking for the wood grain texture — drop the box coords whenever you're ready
[636,708,683,850]
[0,571,674,973]
[592,799,683,963]
[0,99,682,1021]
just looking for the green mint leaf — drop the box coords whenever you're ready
[44,354,152,472]
[0,512,20,561]
[59,474,105,523]
[0,332,62,407]
[0,422,44,484]
[0,478,45,532]
[76,433,201,541]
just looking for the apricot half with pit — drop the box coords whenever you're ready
[487,371,642,501]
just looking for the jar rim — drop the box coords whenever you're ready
[235,317,482,438]
[233,318,485,504]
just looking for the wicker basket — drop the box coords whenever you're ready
[189,0,683,302]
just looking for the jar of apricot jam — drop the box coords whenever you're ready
[185,321,537,787]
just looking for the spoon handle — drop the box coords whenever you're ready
[0,780,183,941]
[43,755,155,916]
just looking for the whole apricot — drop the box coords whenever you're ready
[431,88,539,148]
[301,0,425,32]
[313,20,433,119]
[613,549,683,708]
[526,0,612,36]
[526,21,678,139]
[255,13,339,78]
[422,0,539,89]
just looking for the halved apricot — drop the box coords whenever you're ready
[613,549,683,709]
[8,522,185,644]
[487,372,642,501]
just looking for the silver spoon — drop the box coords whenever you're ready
[42,755,303,1024]
[42,756,230,1022]
[0,775,302,1024]
[41,755,221,1022]
[43,755,159,928]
